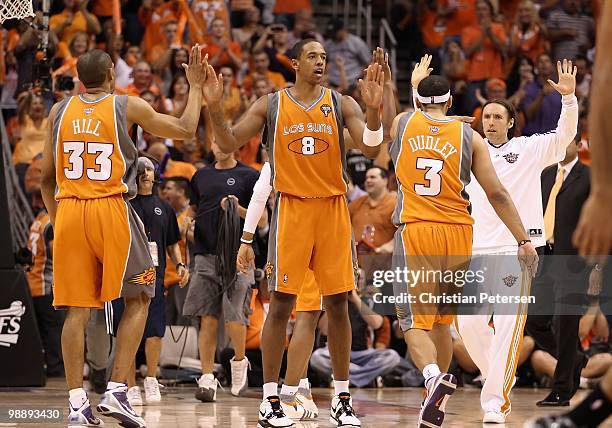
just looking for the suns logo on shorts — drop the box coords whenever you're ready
[129,267,156,286]
[264,262,274,279]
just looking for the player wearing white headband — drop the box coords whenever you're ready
[382,55,538,427]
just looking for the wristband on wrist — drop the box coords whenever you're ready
[518,239,531,247]
[240,237,254,244]
[176,262,186,269]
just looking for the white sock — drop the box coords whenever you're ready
[69,388,87,409]
[280,384,299,397]
[423,364,441,389]
[299,378,310,390]
[263,382,278,399]
[334,379,350,396]
[106,381,126,391]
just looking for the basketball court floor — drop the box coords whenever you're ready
[1,378,610,427]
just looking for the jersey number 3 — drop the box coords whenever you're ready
[63,141,113,181]
[414,157,443,196]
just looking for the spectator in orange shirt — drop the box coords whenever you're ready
[461,0,508,112]
[242,49,287,95]
[124,60,160,96]
[201,18,242,71]
[437,0,477,40]
[55,31,89,79]
[191,0,230,43]
[509,0,548,64]
[220,66,246,123]
[148,142,197,180]
[50,0,101,45]
[139,0,180,57]
[149,19,187,72]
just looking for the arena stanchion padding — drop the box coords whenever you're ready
[0,145,45,387]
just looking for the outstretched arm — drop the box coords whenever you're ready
[202,63,268,153]
[127,45,206,139]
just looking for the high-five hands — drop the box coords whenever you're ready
[358,63,385,110]
[182,44,208,88]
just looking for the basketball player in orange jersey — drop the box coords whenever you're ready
[201,38,385,427]
[40,46,206,428]
[384,61,539,427]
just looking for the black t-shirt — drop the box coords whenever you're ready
[346,149,373,189]
[130,194,180,282]
[348,300,369,352]
[190,161,259,256]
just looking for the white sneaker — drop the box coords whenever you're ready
[144,376,162,404]
[68,399,104,427]
[258,396,295,427]
[296,390,318,419]
[97,386,146,428]
[330,392,361,427]
[483,410,506,424]
[230,356,250,396]
[126,386,143,407]
[196,374,218,402]
[280,394,314,421]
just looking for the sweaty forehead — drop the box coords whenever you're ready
[483,103,508,116]
[301,42,326,57]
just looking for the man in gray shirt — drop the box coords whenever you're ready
[324,18,371,88]
[547,0,595,62]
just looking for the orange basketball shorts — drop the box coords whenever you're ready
[392,222,472,331]
[295,270,323,312]
[52,195,156,308]
[267,193,357,298]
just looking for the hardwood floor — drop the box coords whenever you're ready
[0,378,608,427]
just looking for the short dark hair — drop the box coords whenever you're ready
[77,49,113,88]
[165,177,190,198]
[291,38,320,60]
[482,98,517,139]
[417,75,451,106]
[367,166,389,179]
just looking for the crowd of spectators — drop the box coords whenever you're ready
[0,0,608,394]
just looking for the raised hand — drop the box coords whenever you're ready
[201,59,224,106]
[182,45,207,88]
[412,54,433,89]
[358,63,384,110]
[548,59,577,96]
[373,47,392,84]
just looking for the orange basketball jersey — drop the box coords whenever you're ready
[391,110,473,225]
[265,87,347,198]
[27,210,53,297]
[52,94,138,200]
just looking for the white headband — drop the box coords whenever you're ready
[415,90,451,104]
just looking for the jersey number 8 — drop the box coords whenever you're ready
[63,141,113,181]
[414,157,443,196]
